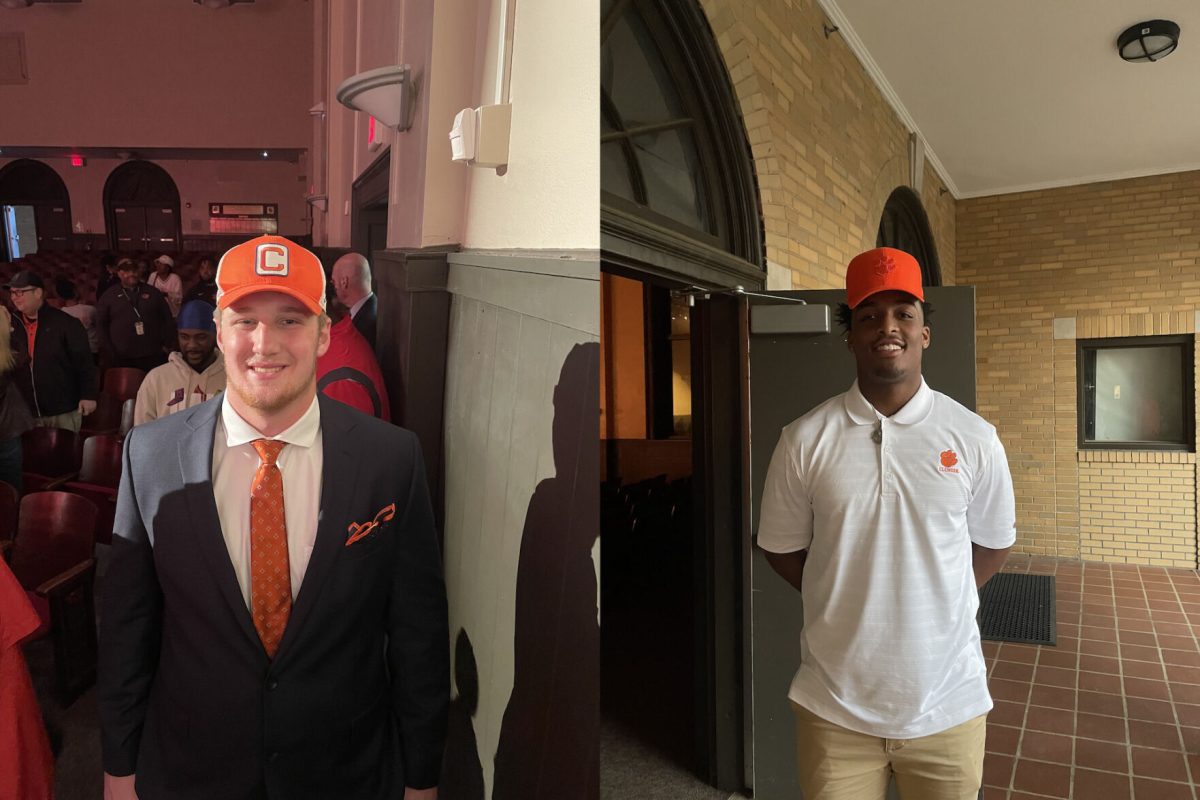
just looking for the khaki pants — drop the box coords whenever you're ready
[35,409,82,433]
[792,702,985,800]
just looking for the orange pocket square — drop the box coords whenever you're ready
[345,503,397,547]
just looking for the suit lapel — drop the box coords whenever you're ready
[273,396,362,663]
[178,399,262,649]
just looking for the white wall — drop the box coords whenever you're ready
[0,157,310,238]
[459,0,598,250]
[0,0,312,148]
[313,0,598,252]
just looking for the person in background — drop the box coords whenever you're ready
[0,306,34,490]
[97,253,123,301]
[184,255,218,307]
[55,278,100,361]
[317,287,390,420]
[148,255,183,317]
[5,270,97,432]
[95,259,175,372]
[133,300,225,426]
[331,252,377,349]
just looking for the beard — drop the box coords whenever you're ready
[226,358,318,415]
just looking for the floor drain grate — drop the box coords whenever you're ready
[978,573,1056,646]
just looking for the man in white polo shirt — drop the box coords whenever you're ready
[757,246,1016,800]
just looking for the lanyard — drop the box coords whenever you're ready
[120,287,144,321]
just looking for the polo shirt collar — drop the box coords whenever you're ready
[844,377,933,426]
[220,392,321,449]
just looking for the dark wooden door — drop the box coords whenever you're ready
[34,204,70,250]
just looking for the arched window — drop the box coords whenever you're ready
[0,159,72,256]
[103,160,181,252]
[877,186,941,286]
[601,0,763,286]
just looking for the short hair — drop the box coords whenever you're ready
[835,299,934,333]
[54,277,77,301]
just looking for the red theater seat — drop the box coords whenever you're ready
[64,434,122,546]
[7,491,98,701]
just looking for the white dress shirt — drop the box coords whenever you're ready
[212,393,324,608]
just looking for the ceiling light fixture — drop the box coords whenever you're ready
[1118,20,1180,62]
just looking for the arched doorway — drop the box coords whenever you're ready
[877,186,942,286]
[600,0,762,793]
[0,159,72,260]
[103,160,181,252]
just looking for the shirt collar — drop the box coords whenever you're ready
[349,292,373,318]
[220,392,321,449]
[844,377,933,426]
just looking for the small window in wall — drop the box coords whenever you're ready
[1078,335,1195,451]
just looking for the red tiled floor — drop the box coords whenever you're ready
[1019,730,1073,763]
[1075,767,1132,799]
[982,752,1014,789]
[1131,746,1190,782]
[985,723,1020,755]
[981,557,1200,798]
[1012,758,1071,797]
[1131,776,1193,799]
[1074,737,1129,772]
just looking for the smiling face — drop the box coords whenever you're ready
[178,328,217,371]
[217,291,330,431]
[846,290,930,390]
[9,286,43,318]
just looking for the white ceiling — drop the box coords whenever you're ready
[823,0,1200,198]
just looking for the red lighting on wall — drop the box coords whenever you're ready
[368,116,377,145]
[69,154,85,167]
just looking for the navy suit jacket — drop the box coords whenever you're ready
[98,394,449,800]
[352,293,377,351]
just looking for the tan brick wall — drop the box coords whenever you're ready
[959,170,1200,567]
[700,0,955,288]
[1079,455,1196,567]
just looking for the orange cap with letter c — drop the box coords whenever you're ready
[215,235,327,316]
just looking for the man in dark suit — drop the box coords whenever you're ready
[99,235,448,800]
[332,252,377,350]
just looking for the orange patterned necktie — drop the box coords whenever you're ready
[250,439,291,658]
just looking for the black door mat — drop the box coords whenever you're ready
[978,573,1056,646]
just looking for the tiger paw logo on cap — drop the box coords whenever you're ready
[845,246,926,309]
[939,449,960,473]
[873,252,897,276]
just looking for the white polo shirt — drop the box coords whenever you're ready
[757,378,1016,739]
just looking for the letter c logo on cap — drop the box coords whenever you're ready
[255,243,289,276]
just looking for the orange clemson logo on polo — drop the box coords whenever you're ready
[940,450,958,468]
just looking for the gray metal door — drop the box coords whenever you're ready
[747,287,977,799]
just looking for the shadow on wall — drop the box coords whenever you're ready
[491,342,600,800]
[441,629,485,800]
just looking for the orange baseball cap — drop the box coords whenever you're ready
[215,235,326,315]
[845,246,925,309]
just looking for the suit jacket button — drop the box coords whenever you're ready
[268,752,280,762]
[267,679,278,690]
